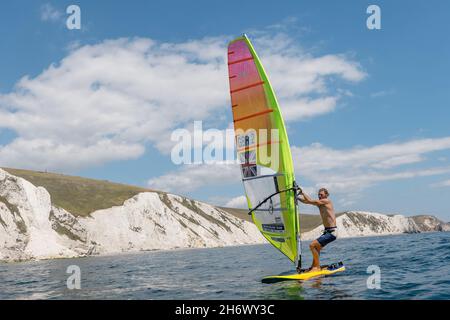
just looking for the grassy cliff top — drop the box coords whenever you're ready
[2,168,151,217]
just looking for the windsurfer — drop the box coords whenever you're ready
[297,188,337,273]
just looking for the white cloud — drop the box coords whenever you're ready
[0,33,365,171]
[148,162,240,193]
[252,38,366,122]
[224,195,248,209]
[313,167,450,192]
[432,179,450,188]
[292,137,450,204]
[0,37,229,170]
[263,53,366,97]
[282,96,338,120]
[40,3,62,22]
[293,137,450,173]
[0,138,143,172]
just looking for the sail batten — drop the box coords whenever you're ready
[227,35,300,264]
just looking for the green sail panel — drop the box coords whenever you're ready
[227,35,300,263]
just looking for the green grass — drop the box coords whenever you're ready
[2,168,151,217]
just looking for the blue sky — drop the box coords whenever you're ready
[0,1,449,220]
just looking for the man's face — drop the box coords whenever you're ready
[318,191,327,199]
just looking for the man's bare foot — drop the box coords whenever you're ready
[297,266,321,273]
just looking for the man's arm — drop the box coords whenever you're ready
[298,192,328,206]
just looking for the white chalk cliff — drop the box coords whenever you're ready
[302,211,450,240]
[0,168,448,262]
[0,169,263,262]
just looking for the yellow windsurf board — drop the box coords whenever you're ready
[262,262,345,283]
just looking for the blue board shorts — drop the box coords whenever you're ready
[317,227,337,247]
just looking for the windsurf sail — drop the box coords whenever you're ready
[227,34,301,267]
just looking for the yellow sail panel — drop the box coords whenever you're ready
[227,35,299,263]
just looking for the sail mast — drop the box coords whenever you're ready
[295,191,302,269]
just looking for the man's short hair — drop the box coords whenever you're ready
[318,188,329,196]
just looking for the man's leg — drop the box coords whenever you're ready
[309,240,322,271]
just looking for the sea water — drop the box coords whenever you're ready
[0,232,449,300]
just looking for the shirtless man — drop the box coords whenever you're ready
[297,188,337,272]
